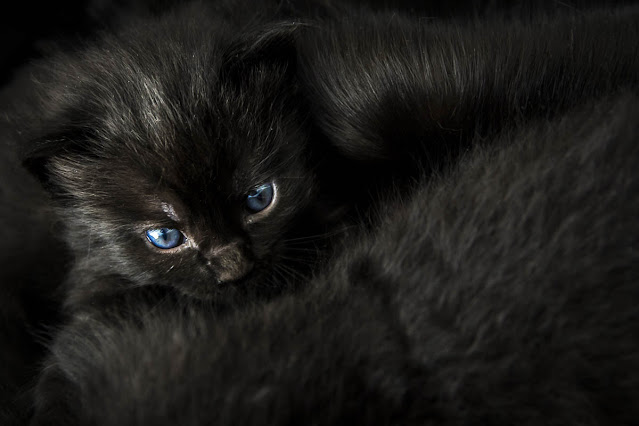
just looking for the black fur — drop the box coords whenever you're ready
[31,93,639,425]
[1,1,638,425]
[299,5,639,200]
[3,2,346,422]
[15,1,342,309]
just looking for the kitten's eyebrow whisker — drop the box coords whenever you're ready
[161,202,180,222]
[252,149,277,171]
[283,232,337,243]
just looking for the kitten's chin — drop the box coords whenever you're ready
[169,274,254,306]
[168,283,235,307]
[171,267,288,307]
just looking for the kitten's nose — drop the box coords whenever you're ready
[206,241,253,283]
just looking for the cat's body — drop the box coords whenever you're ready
[299,4,639,195]
[31,92,639,425]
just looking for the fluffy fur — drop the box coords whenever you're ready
[2,1,638,425]
[31,93,639,425]
[15,1,346,309]
[3,2,346,422]
[299,5,639,193]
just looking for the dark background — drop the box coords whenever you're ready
[0,1,91,87]
[3,0,634,89]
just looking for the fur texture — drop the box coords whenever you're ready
[31,93,639,425]
[299,5,639,194]
[3,2,346,421]
[2,1,638,425]
[15,1,346,309]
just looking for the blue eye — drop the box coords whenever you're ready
[146,228,184,249]
[246,183,275,213]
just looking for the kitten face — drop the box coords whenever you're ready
[21,10,318,303]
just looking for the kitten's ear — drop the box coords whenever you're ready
[21,129,91,192]
[220,21,303,82]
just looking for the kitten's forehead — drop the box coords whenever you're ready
[86,34,293,161]
[35,10,307,207]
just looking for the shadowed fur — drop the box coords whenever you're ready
[31,93,639,425]
[16,2,342,309]
[298,5,639,202]
[1,1,638,425]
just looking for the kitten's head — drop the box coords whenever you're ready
[20,8,321,305]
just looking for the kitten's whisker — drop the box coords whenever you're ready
[269,264,290,285]
[284,242,321,248]
[277,254,316,266]
[275,263,308,282]
[147,291,174,316]
[274,269,296,287]
[86,228,93,258]
[283,227,352,244]
[282,246,320,253]
[270,266,289,287]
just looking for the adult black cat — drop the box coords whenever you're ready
[299,3,639,197]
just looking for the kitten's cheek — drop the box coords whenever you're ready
[250,242,275,261]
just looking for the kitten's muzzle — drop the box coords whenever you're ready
[205,241,254,283]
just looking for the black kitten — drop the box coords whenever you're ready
[30,92,639,425]
[13,1,342,310]
[5,3,339,420]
